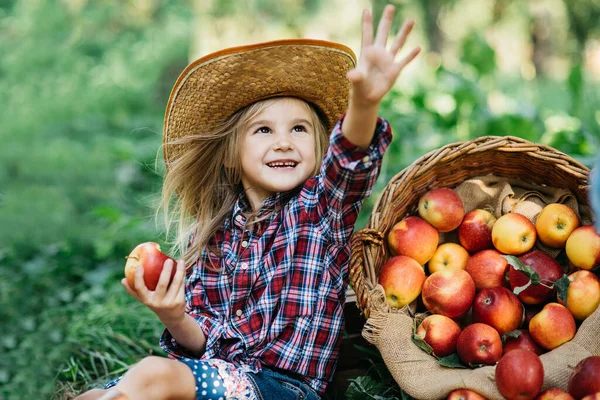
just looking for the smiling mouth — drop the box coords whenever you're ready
[267,161,298,168]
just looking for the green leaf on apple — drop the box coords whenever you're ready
[436,353,468,369]
[501,329,522,343]
[554,274,571,308]
[502,255,542,285]
[411,333,434,356]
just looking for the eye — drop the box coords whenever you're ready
[292,125,308,133]
[255,126,271,134]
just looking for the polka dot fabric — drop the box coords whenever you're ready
[104,358,257,400]
[181,358,257,400]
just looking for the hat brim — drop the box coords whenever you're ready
[163,39,357,166]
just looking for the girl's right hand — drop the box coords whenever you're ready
[122,258,187,326]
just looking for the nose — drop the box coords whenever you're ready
[273,132,293,151]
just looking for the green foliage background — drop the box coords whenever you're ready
[0,1,598,399]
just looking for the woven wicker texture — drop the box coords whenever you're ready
[348,135,596,399]
[350,135,590,317]
[163,39,356,167]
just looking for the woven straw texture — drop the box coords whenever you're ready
[349,135,597,399]
[163,39,356,167]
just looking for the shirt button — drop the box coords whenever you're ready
[235,309,243,317]
[235,215,243,222]
[240,262,248,270]
[241,240,248,248]
[361,155,370,163]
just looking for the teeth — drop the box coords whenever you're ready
[268,161,297,168]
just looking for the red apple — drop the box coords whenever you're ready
[459,209,497,253]
[472,286,524,335]
[529,302,576,351]
[378,255,426,308]
[422,269,476,319]
[124,242,176,291]
[428,242,470,274]
[568,356,600,400]
[508,250,564,305]
[447,389,488,400]
[387,216,439,265]
[565,226,600,270]
[535,388,574,400]
[416,314,461,357]
[581,394,600,400]
[492,213,537,255]
[465,249,509,291]
[495,349,544,400]
[503,329,544,356]
[535,203,580,248]
[418,188,465,232]
[558,270,600,320]
[457,323,502,366]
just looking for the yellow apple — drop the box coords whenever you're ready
[491,213,536,255]
[428,242,470,274]
[378,255,426,308]
[558,270,600,320]
[565,225,600,270]
[535,203,580,248]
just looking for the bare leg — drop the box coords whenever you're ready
[74,388,107,400]
[107,356,196,400]
[75,387,130,400]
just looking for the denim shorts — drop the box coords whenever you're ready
[246,367,321,400]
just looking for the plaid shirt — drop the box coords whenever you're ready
[161,118,392,395]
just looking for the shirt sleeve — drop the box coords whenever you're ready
[160,266,224,359]
[302,117,392,245]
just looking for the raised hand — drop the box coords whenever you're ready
[347,5,421,107]
[122,258,187,326]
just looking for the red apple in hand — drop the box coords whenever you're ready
[457,323,502,366]
[508,250,564,305]
[495,349,544,400]
[459,209,497,253]
[568,356,600,400]
[125,242,176,291]
[472,286,523,335]
[418,188,465,232]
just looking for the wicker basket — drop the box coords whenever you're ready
[348,135,597,399]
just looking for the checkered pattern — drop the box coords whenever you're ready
[161,118,392,395]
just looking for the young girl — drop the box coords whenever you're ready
[76,5,419,400]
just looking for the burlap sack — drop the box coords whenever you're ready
[361,175,598,400]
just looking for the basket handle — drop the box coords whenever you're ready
[350,228,386,317]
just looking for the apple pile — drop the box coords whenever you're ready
[380,187,600,399]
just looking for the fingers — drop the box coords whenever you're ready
[154,258,175,295]
[133,265,150,298]
[374,4,395,47]
[394,46,421,74]
[122,278,141,302]
[360,9,373,50]
[389,19,415,56]
[164,259,186,304]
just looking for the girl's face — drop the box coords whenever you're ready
[239,98,317,209]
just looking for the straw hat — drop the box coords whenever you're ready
[163,39,357,166]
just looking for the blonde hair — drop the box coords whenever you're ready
[160,97,328,268]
